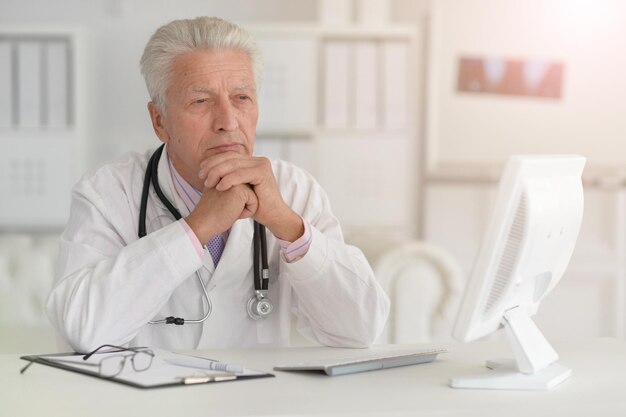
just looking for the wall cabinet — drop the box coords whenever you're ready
[252,24,419,236]
[0,28,91,230]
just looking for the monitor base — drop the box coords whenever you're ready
[449,358,571,390]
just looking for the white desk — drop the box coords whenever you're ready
[2,339,625,417]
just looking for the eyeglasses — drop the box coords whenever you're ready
[19,344,155,378]
[81,344,155,378]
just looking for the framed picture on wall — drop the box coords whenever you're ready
[425,0,626,180]
[456,56,564,100]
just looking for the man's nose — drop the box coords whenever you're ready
[212,97,238,132]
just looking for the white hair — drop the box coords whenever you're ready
[140,16,262,111]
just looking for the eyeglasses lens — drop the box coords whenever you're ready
[100,356,125,378]
[132,351,153,372]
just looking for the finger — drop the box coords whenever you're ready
[203,158,259,189]
[238,185,259,218]
[215,168,255,191]
[239,205,256,219]
[206,159,264,190]
[198,151,243,181]
[214,157,271,191]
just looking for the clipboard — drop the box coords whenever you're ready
[20,348,273,389]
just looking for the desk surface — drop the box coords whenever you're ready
[2,338,625,417]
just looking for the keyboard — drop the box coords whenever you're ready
[274,346,448,376]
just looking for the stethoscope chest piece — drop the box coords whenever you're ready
[247,290,274,320]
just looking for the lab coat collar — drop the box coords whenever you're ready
[196,217,254,347]
[155,144,191,218]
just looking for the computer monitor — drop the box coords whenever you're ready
[449,155,586,390]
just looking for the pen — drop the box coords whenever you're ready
[164,355,244,374]
[178,372,237,384]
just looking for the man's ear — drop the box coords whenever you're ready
[148,101,170,143]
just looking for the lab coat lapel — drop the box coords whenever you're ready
[148,145,215,273]
[211,217,254,283]
[156,144,190,218]
[197,217,255,348]
[145,148,174,230]
[145,144,186,221]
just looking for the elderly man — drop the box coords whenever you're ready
[46,16,389,353]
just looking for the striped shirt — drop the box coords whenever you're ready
[167,153,312,263]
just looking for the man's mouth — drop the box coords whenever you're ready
[210,143,244,153]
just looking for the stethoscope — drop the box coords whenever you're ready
[138,144,274,324]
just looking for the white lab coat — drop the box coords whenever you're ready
[46,147,389,353]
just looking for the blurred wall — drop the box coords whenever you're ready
[0,0,320,168]
[1,0,626,352]
[421,0,626,341]
[0,0,427,352]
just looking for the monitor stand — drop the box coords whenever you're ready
[449,306,572,390]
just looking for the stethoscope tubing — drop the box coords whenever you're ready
[139,144,270,325]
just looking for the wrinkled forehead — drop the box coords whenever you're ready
[164,48,256,104]
[171,48,255,83]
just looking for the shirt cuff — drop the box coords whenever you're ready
[277,219,313,263]
[179,218,204,259]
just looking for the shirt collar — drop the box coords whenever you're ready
[166,151,203,213]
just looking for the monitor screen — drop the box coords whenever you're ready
[449,154,585,390]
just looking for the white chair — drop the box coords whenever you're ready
[0,233,59,353]
[373,241,464,344]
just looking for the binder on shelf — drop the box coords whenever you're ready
[0,41,12,129]
[323,41,350,129]
[45,40,69,129]
[354,41,379,129]
[17,41,42,129]
[382,41,408,129]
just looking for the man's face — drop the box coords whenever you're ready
[149,48,258,189]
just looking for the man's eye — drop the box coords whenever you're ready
[194,99,207,104]
[238,95,249,101]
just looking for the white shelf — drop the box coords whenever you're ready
[250,23,417,38]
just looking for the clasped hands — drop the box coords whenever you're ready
[185,152,304,244]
